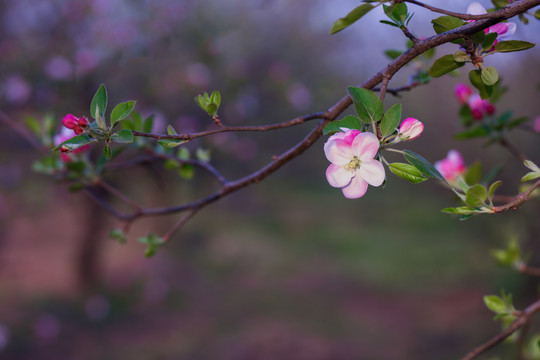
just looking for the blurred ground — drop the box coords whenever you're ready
[1,1,540,359]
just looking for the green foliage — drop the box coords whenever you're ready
[429,55,464,77]
[381,3,411,28]
[469,69,493,99]
[465,184,488,208]
[330,4,374,34]
[403,150,447,183]
[481,66,499,86]
[492,0,509,8]
[323,115,363,135]
[195,90,221,117]
[139,233,165,258]
[110,129,134,144]
[431,16,464,34]
[388,162,428,183]
[380,103,402,137]
[110,228,127,244]
[491,237,521,268]
[90,84,108,124]
[111,101,136,126]
[483,290,517,322]
[521,160,540,182]
[494,40,535,53]
[347,87,383,124]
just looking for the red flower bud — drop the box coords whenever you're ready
[78,116,89,127]
[60,145,70,152]
[63,114,79,129]
[74,126,84,135]
[472,109,483,120]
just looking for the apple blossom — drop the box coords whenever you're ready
[435,150,466,182]
[468,94,495,120]
[466,2,516,49]
[324,129,385,199]
[397,118,424,141]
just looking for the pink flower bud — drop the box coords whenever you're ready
[435,150,466,182]
[63,114,79,129]
[454,83,473,104]
[78,116,89,127]
[398,118,424,141]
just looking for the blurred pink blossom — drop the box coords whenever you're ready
[435,150,466,182]
[3,75,31,105]
[44,56,73,80]
[324,129,385,199]
[454,83,473,105]
[533,116,540,133]
[468,94,495,120]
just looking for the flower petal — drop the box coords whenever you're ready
[324,139,353,165]
[341,175,368,199]
[326,164,354,188]
[358,159,385,186]
[351,132,380,161]
[467,2,486,15]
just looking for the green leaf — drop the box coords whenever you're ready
[347,87,384,124]
[488,180,502,201]
[110,228,126,244]
[55,134,97,151]
[431,16,464,34]
[384,3,408,25]
[158,139,186,148]
[429,54,464,77]
[388,163,428,183]
[143,115,155,133]
[484,295,508,314]
[323,115,363,135]
[110,100,136,125]
[210,90,221,108]
[90,84,107,120]
[110,129,134,144]
[330,4,374,34]
[535,9,540,20]
[196,148,211,162]
[482,32,498,51]
[403,150,447,182]
[379,20,400,28]
[442,206,479,215]
[481,66,499,86]
[524,160,540,172]
[138,233,165,258]
[24,116,41,137]
[464,161,482,186]
[384,49,403,60]
[177,147,190,160]
[167,124,178,135]
[469,69,493,99]
[179,164,194,179]
[453,51,468,63]
[465,184,488,208]
[380,103,402,137]
[521,172,540,182]
[103,144,112,159]
[492,0,509,8]
[494,40,535,53]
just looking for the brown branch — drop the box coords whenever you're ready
[97,180,143,213]
[461,298,540,360]
[372,81,421,97]
[517,262,540,277]
[132,112,325,141]
[405,0,517,20]
[492,179,540,213]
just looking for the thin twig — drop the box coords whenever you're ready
[492,179,540,213]
[500,138,528,162]
[517,262,540,277]
[405,0,512,20]
[97,180,143,213]
[461,298,540,360]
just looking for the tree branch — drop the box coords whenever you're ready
[492,179,540,213]
[405,0,523,20]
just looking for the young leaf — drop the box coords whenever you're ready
[323,115,363,135]
[330,4,374,34]
[167,124,178,135]
[55,134,97,151]
[388,162,428,184]
[384,49,403,60]
[482,32,498,51]
[465,184,488,208]
[158,139,186,148]
[111,100,136,125]
[494,40,535,53]
[24,116,41,137]
[431,16,464,34]
[429,55,464,77]
[469,69,493,99]
[442,206,479,215]
[524,160,540,172]
[521,172,540,182]
[103,144,112,160]
[464,161,482,186]
[453,51,468,63]
[380,103,402,137]
[481,66,499,86]
[488,180,503,201]
[143,115,155,133]
[403,150,447,183]
[90,84,108,120]
[110,129,134,144]
[179,164,194,179]
[110,228,127,244]
[347,87,383,124]
[483,295,507,314]
[138,233,165,258]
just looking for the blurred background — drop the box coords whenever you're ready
[1,0,540,359]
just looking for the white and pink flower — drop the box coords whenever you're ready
[324,129,385,199]
[397,118,424,141]
[435,150,466,182]
[466,2,516,50]
[454,83,495,120]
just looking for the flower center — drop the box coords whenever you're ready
[344,156,361,172]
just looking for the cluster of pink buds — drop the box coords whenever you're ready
[435,150,466,183]
[63,114,89,135]
[454,83,495,120]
